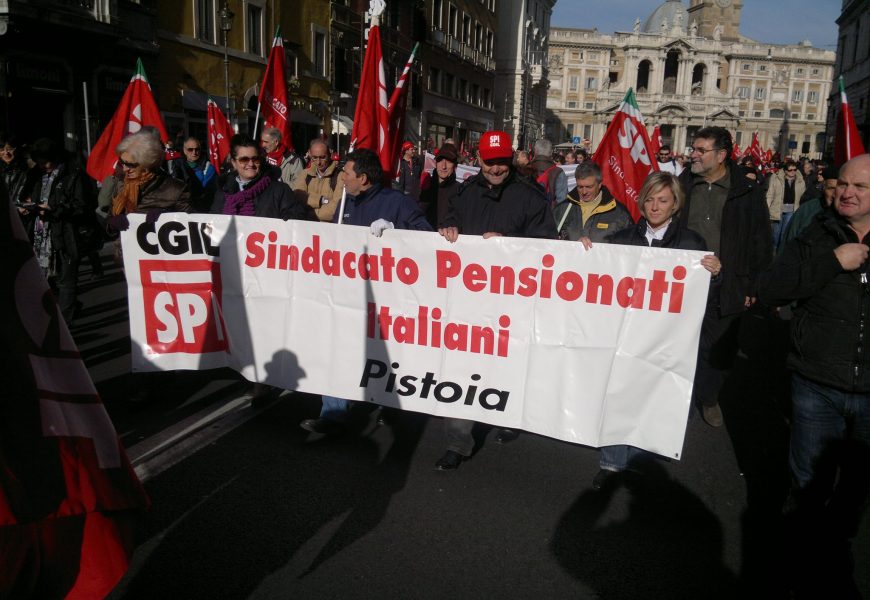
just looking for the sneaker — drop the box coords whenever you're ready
[300,418,345,435]
[701,403,724,428]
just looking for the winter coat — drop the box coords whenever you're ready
[765,170,806,221]
[31,164,99,261]
[555,185,634,243]
[292,161,345,222]
[334,183,432,231]
[441,170,557,239]
[171,159,218,213]
[420,171,459,229]
[758,212,870,392]
[211,172,309,221]
[678,164,772,315]
[129,172,192,215]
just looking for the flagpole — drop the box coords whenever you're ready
[82,81,92,155]
[253,102,262,139]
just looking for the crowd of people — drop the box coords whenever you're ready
[2,123,868,596]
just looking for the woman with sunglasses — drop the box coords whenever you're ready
[105,130,192,235]
[211,134,309,220]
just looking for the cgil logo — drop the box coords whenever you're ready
[140,259,228,355]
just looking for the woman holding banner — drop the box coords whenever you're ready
[580,171,721,490]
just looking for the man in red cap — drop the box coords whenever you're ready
[435,130,558,470]
[394,141,423,200]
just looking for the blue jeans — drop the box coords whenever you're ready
[771,211,795,251]
[599,445,647,472]
[320,396,350,422]
[790,373,870,491]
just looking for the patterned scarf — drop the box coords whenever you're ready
[222,175,271,216]
[111,171,155,216]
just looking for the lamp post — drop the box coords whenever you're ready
[219,1,234,123]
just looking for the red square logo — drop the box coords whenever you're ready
[140,259,228,354]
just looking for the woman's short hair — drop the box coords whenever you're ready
[116,131,164,171]
[637,171,685,215]
[229,134,262,159]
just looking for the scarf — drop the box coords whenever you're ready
[189,160,216,187]
[111,171,155,216]
[266,144,287,167]
[222,175,271,216]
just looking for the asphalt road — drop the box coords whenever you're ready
[71,248,869,600]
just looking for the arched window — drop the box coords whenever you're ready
[663,50,680,94]
[691,64,706,96]
[637,60,652,93]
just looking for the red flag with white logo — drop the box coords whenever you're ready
[592,88,657,222]
[731,142,741,161]
[0,200,149,598]
[386,43,419,179]
[207,99,234,173]
[86,59,168,183]
[257,28,294,151]
[352,25,391,176]
[835,76,866,167]
[748,132,763,164]
[649,125,662,156]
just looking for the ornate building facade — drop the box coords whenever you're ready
[547,0,836,159]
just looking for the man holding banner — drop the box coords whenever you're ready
[678,127,772,427]
[435,130,558,470]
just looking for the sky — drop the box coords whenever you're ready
[550,0,839,49]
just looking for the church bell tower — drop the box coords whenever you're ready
[687,0,743,41]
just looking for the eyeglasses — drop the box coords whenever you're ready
[234,156,261,165]
[119,159,140,168]
[310,155,329,160]
[184,147,201,153]
[786,168,797,172]
[690,147,720,155]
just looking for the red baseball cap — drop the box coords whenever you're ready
[401,141,414,152]
[478,130,513,162]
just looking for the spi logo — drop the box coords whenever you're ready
[140,259,228,354]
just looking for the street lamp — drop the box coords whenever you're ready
[219,1,234,122]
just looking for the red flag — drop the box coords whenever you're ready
[0,200,149,598]
[764,148,774,164]
[835,76,866,167]
[731,142,741,161]
[649,125,662,156]
[258,28,294,151]
[385,43,419,178]
[86,59,168,183]
[592,89,657,222]
[207,99,234,172]
[351,25,391,174]
[748,132,763,164]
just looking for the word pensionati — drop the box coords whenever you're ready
[245,232,688,313]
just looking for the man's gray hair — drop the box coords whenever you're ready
[262,126,282,142]
[534,138,553,157]
[574,161,602,183]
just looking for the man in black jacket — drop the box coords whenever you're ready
[677,127,772,427]
[758,154,870,597]
[435,130,557,470]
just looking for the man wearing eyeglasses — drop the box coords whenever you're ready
[656,144,684,176]
[766,160,806,251]
[171,137,218,213]
[292,139,344,222]
[677,126,772,427]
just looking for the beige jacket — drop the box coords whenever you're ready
[766,169,805,221]
[292,161,345,222]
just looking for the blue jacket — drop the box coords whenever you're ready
[334,183,432,231]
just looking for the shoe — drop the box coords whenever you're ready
[701,403,724,428]
[494,428,519,444]
[592,468,618,491]
[300,418,345,435]
[434,450,465,471]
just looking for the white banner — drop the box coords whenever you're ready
[123,214,709,459]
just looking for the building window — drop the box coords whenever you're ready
[792,90,803,103]
[588,51,599,61]
[487,31,494,56]
[247,5,264,56]
[807,113,815,120]
[585,76,598,90]
[585,102,594,109]
[807,90,818,104]
[736,86,749,98]
[811,68,820,75]
[754,111,762,117]
[475,22,483,52]
[796,67,804,75]
[738,110,745,116]
[311,26,327,76]
[444,72,455,97]
[735,131,743,145]
[448,4,458,37]
[462,13,471,45]
[758,64,767,72]
[430,67,441,93]
[196,0,215,43]
[770,108,784,119]
[791,112,800,119]
[458,78,468,101]
[567,101,578,108]
[755,87,766,100]
[568,75,578,91]
[566,123,574,138]
[742,63,751,70]
[483,88,491,108]
[433,0,443,29]
[583,124,592,139]
[471,83,480,105]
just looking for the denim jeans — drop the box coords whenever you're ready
[320,395,350,422]
[790,373,870,491]
[771,211,795,252]
[599,445,647,472]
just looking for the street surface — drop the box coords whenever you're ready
[70,248,869,599]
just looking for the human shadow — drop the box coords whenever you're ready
[551,460,740,599]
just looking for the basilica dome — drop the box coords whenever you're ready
[641,0,688,34]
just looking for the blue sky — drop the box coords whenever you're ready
[551,0,839,49]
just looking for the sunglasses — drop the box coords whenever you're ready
[119,159,140,168]
[184,147,201,153]
[234,156,262,165]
